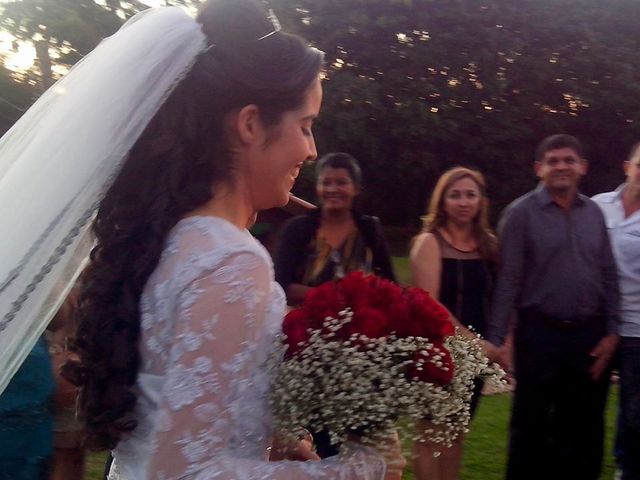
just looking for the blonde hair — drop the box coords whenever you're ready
[421,166,497,262]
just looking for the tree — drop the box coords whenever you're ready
[0,60,37,135]
[275,0,640,227]
[1,0,639,230]
[0,0,150,90]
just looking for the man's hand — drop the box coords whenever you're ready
[481,340,499,363]
[589,333,619,381]
[497,343,515,381]
[482,340,512,369]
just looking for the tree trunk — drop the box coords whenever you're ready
[35,38,54,91]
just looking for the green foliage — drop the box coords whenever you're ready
[0,0,150,88]
[392,255,411,284]
[1,0,640,224]
[274,0,640,225]
[0,0,203,104]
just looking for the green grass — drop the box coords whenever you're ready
[400,388,618,480]
[393,256,411,286]
[86,389,619,479]
[86,257,620,479]
[390,257,619,479]
[86,453,109,479]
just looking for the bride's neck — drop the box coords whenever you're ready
[186,183,256,230]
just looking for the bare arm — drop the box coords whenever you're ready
[411,232,500,361]
[410,233,497,359]
[409,233,441,298]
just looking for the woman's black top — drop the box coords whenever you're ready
[274,209,396,303]
[434,230,495,337]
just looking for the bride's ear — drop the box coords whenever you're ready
[234,104,265,147]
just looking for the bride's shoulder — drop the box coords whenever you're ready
[168,216,254,248]
[159,216,273,284]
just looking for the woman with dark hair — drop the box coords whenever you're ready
[0,0,402,478]
[275,152,396,308]
[273,152,398,472]
[410,167,499,480]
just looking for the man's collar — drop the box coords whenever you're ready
[534,182,584,208]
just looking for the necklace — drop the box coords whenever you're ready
[440,227,477,253]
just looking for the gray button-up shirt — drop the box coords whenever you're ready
[487,184,619,344]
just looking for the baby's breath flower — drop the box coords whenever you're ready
[269,317,505,450]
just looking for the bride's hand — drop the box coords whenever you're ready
[270,431,320,461]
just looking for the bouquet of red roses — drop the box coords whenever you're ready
[270,272,503,448]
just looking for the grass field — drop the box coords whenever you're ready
[86,388,619,479]
[85,257,620,479]
[402,388,619,480]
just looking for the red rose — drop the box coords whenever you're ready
[406,342,455,385]
[339,271,373,310]
[385,297,412,335]
[367,277,404,315]
[337,274,401,339]
[350,307,391,339]
[404,288,455,339]
[282,309,311,358]
[304,282,342,327]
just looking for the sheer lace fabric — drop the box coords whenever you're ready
[109,217,385,480]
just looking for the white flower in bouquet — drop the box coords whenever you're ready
[269,272,505,450]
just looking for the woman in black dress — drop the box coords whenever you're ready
[410,167,498,480]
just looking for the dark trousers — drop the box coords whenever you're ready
[312,429,340,459]
[506,312,610,480]
[618,336,640,480]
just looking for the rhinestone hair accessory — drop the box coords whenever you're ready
[257,9,282,41]
[202,8,281,52]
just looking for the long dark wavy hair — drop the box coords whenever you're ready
[63,0,324,450]
[421,167,497,262]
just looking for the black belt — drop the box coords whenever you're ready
[519,307,602,330]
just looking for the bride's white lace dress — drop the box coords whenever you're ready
[108,216,385,480]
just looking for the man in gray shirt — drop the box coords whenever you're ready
[487,134,619,480]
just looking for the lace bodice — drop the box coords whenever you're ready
[109,216,385,480]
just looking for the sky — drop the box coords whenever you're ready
[0,31,34,71]
[0,0,165,73]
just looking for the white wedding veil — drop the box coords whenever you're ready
[0,7,206,394]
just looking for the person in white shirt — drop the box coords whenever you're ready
[593,142,640,480]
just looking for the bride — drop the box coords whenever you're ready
[0,0,403,478]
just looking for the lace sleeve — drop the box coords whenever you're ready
[146,250,386,480]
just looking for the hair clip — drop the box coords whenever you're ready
[257,9,282,41]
